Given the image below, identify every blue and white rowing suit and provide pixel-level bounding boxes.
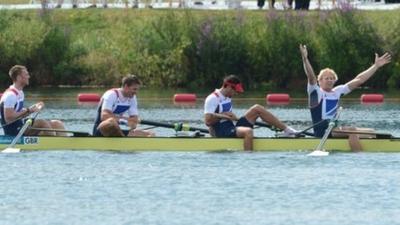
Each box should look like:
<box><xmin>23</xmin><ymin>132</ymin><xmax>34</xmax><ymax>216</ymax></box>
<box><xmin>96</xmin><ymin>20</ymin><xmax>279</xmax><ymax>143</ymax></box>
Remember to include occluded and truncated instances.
<box><xmin>204</xmin><ymin>89</ymin><xmax>252</xmax><ymax>137</ymax></box>
<box><xmin>93</xmin><ymin>88</ymin><xmax>138</xmax><ymax>136</ymax></box>
<box><xmin>0</xmin><ymin>85</ymin><xmax>25</xmax><ymax>136</ymax></box>
<box><xmin>307</xmin><ymin>83</ymin><xmax>351</xmax><ymax>137</ymax></box>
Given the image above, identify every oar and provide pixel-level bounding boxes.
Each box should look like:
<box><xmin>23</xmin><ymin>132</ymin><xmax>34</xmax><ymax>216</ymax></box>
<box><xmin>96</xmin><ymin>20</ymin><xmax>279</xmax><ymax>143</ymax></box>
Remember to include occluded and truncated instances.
<box><xmin>28</xmin><ymin>128</ymin><xmax>91</xmax><ymax>137</ymax></box>
<box><xmin>308</xmin><ymin>107</ymin><xmax>343</xmax><ymax>157</ymax></box>
<box><xmin>253</xmin><ymin>120</ymin><xmax>315</xmax><ymax>137</ymax></box>
<box><xmin>140</xmin><ymin>120</ymin><xmax>209</xmax><ymax>133</ymax></box>
<box><xmin>252</xmin><ymin>121</ymin><xmax>281</xmax><ymax>131</ymax></box>
<box><xmin>332</xmin><ymin>130</ymin><xmax>393</xmax><ymax>139</ymax></box>
<box><xmin>294</xmin><ymin>120</ymin><xmax>330</xmax><ymax>137</ymax></box>
<box><xmin>2</xmin><ymin>106</ymin><xmax>43</xmax><ymax>153</ymax></box>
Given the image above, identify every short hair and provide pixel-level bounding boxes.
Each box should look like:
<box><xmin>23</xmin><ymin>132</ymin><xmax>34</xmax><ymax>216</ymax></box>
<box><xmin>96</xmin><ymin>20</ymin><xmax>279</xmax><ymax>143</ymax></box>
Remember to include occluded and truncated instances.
<box><xmin>122</xmin><ymin>75</ymin><xmax>141</xmax><ymax>87</ymax></box>
<box><xmin>223</xmin><ymin>74</ymin><xmax>241</xmax><ymax>87</ymax></box>
<box><xmin>9</xmin><ymin>65</ymin><xmax>27</xmax><ymax>81</ymax></box>
<box><xmin>317</xmin><ymin>68</ymin><xmax>338</xmax><ymax>81</ymax></box>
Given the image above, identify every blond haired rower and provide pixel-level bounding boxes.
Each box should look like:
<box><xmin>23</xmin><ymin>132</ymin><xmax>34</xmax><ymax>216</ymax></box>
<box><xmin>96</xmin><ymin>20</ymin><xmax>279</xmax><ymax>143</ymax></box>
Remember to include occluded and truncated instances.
<box><xmin>300</xmin><ymin>44</ymin><xmax>391</xmax><ymax>151</ymax></box>
<box><xmin>0</xmin><ymin>65</ymin><xmax>66</xmax><ymax>136</ymax></box>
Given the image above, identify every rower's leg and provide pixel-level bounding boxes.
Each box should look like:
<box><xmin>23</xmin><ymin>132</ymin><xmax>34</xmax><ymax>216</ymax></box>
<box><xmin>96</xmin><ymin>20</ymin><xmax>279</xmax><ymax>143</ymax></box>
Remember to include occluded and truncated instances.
<box><xmin>348</xmin><ymin>134</ymin><xmax>362</xmax><ymax>152</ymax></box>
<box><xmin>332</xmin><ymin>127</ymin><xmax>363</xmax><ymax>152</ymax></box>
<box><xmin>244</xmin><ymin>104</ymin><xmax>287</xmax><ymax>130</ymax></box>
<box><xmin>236</xmin><ymin>127</ymin><xmax>253</xmax><ymax>151</ymax></box>
<box><xmin>50</xmin><ymin>120</ymin><xmax>67</xmax><ymax>137</ymax></box>
<box><xmin>98</xmin><ymin>118</ymin><xmax>125</xmax><ymax>137</ymax></box>
<box><xmin>27</xmin><ymin>119</ymin><xmax>55</xmax><ymax>136</ymax></box>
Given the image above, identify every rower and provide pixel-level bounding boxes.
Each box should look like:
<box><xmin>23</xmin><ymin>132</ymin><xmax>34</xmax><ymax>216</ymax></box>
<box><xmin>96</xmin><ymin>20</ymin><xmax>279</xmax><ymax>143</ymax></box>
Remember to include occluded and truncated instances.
<box><xmin>92</xmin><ymin>75</ymin><xmax>154</xmax><ymax>137</ymax></box>
<box><xmin>300</xmin><ymin>44</ymin><xmax>391</xmax><ymax>151</ymax></box>
<box><xmin>0</xmin><ymin>65</ymin><xmax>66</xmax><ymax>136</ymax></box>
<box><xmin>204</xmin><ymin>75</ymin><xmax>298</xmax><ymax>151</ymax></box>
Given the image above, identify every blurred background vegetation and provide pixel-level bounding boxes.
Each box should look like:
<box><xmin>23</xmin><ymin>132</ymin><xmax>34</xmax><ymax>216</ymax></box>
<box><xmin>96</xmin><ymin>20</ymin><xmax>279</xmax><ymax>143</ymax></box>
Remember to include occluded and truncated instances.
<box><xmin>0</xmin><ymin>8</ymin><xmax>399</xmax><ymax>90</ymax></box>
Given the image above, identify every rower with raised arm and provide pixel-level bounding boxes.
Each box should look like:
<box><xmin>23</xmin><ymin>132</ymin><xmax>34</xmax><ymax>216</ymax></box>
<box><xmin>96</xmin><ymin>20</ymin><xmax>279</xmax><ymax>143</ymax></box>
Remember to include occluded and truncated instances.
<box><xmin>204</xmin><ymin>75</ymin><xmax>298</xmax><ymax>151</ymax></box>
<box><xmin>299</xmin><ymin>44</ymin><xmax>391</xmax><ymax>151</ymax></box>
<box><xmin>0</xmin><ymin>65</ymin><xmax>66</xmax><ymax>136</ymax></box>
<box><xmin>92</xmin><ymin>75</ymin><xmax>154</xmax><ymax>137</ymax></box>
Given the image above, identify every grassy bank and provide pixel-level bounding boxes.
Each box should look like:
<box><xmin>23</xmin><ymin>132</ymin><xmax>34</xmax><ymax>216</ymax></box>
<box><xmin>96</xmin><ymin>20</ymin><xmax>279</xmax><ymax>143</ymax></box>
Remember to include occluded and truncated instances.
<box><xmin>0</xmin><ymin>8</ymin><xmax>399</xmax><ymax>90</ymax></box>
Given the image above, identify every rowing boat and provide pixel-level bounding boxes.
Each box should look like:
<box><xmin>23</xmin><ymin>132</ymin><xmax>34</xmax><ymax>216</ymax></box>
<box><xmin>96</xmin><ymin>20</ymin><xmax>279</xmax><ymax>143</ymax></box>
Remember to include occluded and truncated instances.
<box><xmin>0</xmin><ymin>135</ymin><xmax>399</xmax><ymax>152</ymax></box>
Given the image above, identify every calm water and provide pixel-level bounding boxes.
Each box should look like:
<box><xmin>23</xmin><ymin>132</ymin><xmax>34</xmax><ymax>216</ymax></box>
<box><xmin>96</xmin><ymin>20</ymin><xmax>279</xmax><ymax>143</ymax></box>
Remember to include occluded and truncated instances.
<box><xmin>0</xmin><ymin>90</ymin><xmax>399</xmax><ymax>224</ymax></box>
<box><xmin>1</xmin><ymin>152</ymin><xmax>400</xmax><ymax>225</ymax></box>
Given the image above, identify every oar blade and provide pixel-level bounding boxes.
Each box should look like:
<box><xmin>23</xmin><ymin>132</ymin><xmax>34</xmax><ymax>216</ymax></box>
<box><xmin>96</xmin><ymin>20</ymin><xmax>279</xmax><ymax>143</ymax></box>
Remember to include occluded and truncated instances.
<box><xmin>308</xmin><ymin>150</ymin><xmax>329</xmax><ymax>156</ymax></box>
<box><xmin>2</xmin><ymin>147</ymin><xmax>21</xmax><ymax>153</ymax></box>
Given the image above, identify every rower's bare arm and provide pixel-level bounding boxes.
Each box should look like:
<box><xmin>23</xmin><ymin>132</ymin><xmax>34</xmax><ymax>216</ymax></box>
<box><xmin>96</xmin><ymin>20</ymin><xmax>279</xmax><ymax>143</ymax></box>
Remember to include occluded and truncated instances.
<box><xmin>299</xmin><ymin>44</ymin><xmax>317</xmax><ymax>85</ymax></box>
<box><xmin>347</xmin><ymin>53</ymin><xmax>391</xmax><ymax>90</ymax></box>
<box><xmin>222</xmin><ymin>112</ymin><xmax>239</xmax><ymax>121</ymax></box>
<box><xmin>205</xmin><ymin>113</ymin><xmax>218</xmax><ymax>126</ymax></box>
<box><xmin>100</xmin><ymin>109</ymin><xmax>120</xmax><ymax>121</ymax></box>
<box><xmin>3</xmin><ymin>102</ymin><xmax>44</xmax><ymax>123</ymax></box>
<box><xmin>4</xmin><ymin>107</ymin><xmax>29</xmax><ymax>123</ymax></box>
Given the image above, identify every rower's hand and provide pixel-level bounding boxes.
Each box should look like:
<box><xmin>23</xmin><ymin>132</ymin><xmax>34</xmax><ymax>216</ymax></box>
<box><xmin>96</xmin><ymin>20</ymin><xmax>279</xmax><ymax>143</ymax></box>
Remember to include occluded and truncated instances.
<box><xmin>29</xmin><ymin>102</ymin><xmax>44</xmax><ymax>113</ymax></box>
<box><xmin>299</xmin><ymin>44</ymin><xmax>308</xmax><ymax>59</ymax></box>
<box><xmin>374</xmin><ymin>52</ymin><xmax>391</xmax><ymax>68</ymax></box>
<box><xmin>128</xmin><ymin>117</ymin><xmax>139</xmax><ymax>129</ymax></box>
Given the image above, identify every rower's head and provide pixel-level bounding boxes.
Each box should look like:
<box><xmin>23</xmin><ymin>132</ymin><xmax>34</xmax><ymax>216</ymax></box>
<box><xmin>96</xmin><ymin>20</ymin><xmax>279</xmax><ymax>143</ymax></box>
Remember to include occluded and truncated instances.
<box><xmin>317</xmin><ymin>68</ymin><xmax>338</xmax><ymax>91</ymax></box>
<box><xmin>121</xmin><ymin>75</ymin><xmax>141</xmax><ymax>98</ymax></box>
<box><xmin>221</xmin><ymin>75</ymin><xmax>244</xmax><ymax>97</ymax></box>
<box><xmin>9</xmin><ymin>65</ymin><xmax>30</xmax><ymax>88</ymax></box>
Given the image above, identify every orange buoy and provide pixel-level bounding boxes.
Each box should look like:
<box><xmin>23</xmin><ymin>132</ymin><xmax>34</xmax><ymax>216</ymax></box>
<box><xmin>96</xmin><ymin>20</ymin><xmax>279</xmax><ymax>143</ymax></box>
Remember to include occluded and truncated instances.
<box><xmin>361</xmin><ymin>94</ymin><xmax>384</xmax><ymax>103</ymax></box>
<box><xmin>266</xmin><ymin>93</ymin><xmax>290</xmax><ymax>104</ymax></box>
<box><xmin>77</xmin><ymin>93</ymin><xmax>101</xmax><ymax>102</ymax></box>
<box><xmin>173</xmin><ymin>93</ymin><xmax>196</xmax><ymax>102</ymax></box>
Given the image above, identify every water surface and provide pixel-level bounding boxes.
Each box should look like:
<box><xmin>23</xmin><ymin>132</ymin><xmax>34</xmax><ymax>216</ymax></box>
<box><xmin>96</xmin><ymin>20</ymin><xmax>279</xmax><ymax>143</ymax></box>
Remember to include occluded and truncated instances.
<box><xmin>0</xmin><ymin>89</ymin><xmax>399</xmax><ymax>225</ymax></box>
<box><xmin>1</xmin><ymin>152</ymin><xmax>400</xmax><ymax>225</ymax></box>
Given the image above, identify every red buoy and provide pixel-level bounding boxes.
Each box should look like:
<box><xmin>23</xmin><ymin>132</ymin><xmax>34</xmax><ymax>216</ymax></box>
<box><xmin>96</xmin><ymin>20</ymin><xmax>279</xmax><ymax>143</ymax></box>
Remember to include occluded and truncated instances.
<box><xmin>266</xmin><ymin>93</ymin><xmax>290</xmax><ymax>104</ymax></box>
<box><xmin>173</xmin><ymin>93</ymin><xmax>196</xmax><ymax>102</ymax></box>
<box><xmin>77</xmin><ymin>93</ymin><xmax>101</xmax><ymax>102</ymax></box>
<box><xmin>361</xmin><ymin>94</ymin><xmax>384</xmax><ymax>103</ymax></box>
